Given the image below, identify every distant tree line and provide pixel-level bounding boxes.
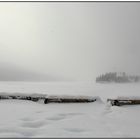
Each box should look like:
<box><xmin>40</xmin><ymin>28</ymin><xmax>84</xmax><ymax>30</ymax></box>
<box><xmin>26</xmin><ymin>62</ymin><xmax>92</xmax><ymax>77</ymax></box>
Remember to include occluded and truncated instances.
<box><xmin>96</xmin><ymin>72</ymin><xmax>140</xmax><ymax>83</ymax></box>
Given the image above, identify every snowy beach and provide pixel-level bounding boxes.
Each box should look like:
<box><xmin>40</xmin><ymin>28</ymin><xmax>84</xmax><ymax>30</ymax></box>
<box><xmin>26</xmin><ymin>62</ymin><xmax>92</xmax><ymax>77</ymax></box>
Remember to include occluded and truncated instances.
<box><xmin>0</xmin><ymin>81</ymin><xmax>139</xmax><ymax>138</ymax></box>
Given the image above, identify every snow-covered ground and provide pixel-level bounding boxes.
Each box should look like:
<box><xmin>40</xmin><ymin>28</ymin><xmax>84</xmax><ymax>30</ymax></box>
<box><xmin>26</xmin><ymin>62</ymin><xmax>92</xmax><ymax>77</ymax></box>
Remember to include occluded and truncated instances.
<box><xmin>0</xmin><ymin>81</ymin><xmax>140</xmax><ymax>138</ymax></box>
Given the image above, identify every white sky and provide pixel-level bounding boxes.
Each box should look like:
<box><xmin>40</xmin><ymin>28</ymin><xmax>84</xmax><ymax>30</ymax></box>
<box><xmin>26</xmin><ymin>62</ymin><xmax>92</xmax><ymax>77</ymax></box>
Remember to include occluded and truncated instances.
<box><xmin>0</xmin><ymin>2</ymin><xmax>140</xmax><ymax>81</ymax></box>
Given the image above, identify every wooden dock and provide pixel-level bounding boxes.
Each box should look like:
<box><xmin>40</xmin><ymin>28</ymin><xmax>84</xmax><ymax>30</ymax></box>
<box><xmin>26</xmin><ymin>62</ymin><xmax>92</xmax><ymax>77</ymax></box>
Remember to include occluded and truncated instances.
<box><xmin>107</xmin><ymin>98</ymin><xmax>140</xmax><ymax>106</ymax></box>
<box><xmin>0</xmin><ymin>93</ymin><xmax>96</xmax><ymax>104</ymax></box>
<box><xmin>44</xmin><ymin>95</ymin><xmax>96</xmax><ymax>104</ymax></box>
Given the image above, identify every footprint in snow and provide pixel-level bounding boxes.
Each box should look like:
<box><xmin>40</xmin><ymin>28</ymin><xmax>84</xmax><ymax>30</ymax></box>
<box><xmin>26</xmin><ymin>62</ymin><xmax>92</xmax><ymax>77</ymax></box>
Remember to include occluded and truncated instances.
<box><xmin>21</xmin><ymin>117</ymin><xmax>36</xmax><ymax>122</ymax></box>
<box><xmin>59</xmin><ymin>112</ymin><xmax>84</xmax><ymax>117</ymax></box>
<box><xmin>46</xmin><ymin>115</ymin><xmax>66</xmax><ymax>121</ymax></box>
<box><xmin>35</xmin><ymin>110</ymin><xmax>44</xmax><ymax>114</ymax></box>
<box><xmin>21</xmin><ymin>120</ymin><xmax>47</xmax><ymax>128</ymax></box>
<box><xmin>0</xmin><ymin>127</ymin><xmax>37</xmax><ymax>137</ymax></box>
<box><xmin>64</xmin><ymin>128</ymin><xmax>86</xmax><ymax>133</ymax></box>
<box><xmin>46</xmin><ymin>112</ymin><xmax>84</xmax><ymax>122</ymax></box>
<box><xmin>0</xmin><ymin>132</ymin><xmax>22</xmax><ymax>138</ymax></box>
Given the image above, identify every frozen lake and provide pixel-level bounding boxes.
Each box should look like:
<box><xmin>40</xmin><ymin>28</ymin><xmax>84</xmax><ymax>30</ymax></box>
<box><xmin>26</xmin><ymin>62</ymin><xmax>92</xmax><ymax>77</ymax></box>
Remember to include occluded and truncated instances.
<box><xmin>0</xmin><ymin>81</ymin><xmax>140</xmax><ymax>138</ymax></box>
<box><xmin>0</xmin><ymin>81</ymin><xmax>140</xmax><ymax>101</ymax></box>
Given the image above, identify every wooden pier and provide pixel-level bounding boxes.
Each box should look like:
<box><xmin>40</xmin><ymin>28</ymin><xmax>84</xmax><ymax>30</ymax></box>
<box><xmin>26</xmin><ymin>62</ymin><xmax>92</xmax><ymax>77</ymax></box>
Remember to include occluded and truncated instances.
<box><xmin>107</xmin><ymin>98</ymin><xmax>140</xmax><ymax>106</ymax></box>
<box><xmin>0</xmin><ymin>93</ymin><xmax>96</xmax><ymax>104</ymax></box>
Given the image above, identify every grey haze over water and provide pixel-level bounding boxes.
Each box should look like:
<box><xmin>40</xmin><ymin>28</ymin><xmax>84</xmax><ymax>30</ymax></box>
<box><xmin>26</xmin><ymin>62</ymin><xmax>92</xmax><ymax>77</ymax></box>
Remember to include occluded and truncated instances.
<box><xmin>0</xmin><ymin>2</ymin><xmax>140</xmax><ymax>81</ymax></box>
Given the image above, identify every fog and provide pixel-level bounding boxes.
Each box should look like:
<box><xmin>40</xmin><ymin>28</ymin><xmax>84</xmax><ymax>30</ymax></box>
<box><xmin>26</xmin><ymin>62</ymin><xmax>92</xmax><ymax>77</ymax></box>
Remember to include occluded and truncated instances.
<box><xmin>0</xmin><ymin>2</ymin><xmax>140</xmax><ymax>81</ymax></box>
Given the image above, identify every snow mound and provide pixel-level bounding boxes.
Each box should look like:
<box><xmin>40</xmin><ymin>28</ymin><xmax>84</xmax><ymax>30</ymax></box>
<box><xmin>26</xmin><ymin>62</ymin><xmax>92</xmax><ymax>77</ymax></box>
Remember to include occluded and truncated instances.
<box><xmin>117</xmin><ymin>96</ymin><xmax>140</xmax><ymax>100</ymax></box>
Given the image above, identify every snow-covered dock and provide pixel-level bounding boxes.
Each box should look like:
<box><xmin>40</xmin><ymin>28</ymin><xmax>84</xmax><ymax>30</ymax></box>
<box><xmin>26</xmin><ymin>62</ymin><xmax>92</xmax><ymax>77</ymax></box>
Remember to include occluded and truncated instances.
<box><xmin>45</xmin><ymin>95</ymin><xmax>96</xmax><ymax>103</ymax></box>
<box><xmin>107</xmin><ymin>96</ymin><xmax>140</xmax><ymax>106</ymax></box>
<box><xmin>0</xmin><ymin>93</ymin><xmax>96</xmax><ymax>104</ymax></box>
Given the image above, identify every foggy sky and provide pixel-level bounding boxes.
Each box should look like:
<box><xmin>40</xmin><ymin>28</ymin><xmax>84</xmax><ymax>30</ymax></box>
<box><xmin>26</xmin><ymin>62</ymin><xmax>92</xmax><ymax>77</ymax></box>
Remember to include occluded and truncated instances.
<box><xmin>0</xmin><ymin>2</ymin><xmax>140</xmax><ymax>81</ymax></box>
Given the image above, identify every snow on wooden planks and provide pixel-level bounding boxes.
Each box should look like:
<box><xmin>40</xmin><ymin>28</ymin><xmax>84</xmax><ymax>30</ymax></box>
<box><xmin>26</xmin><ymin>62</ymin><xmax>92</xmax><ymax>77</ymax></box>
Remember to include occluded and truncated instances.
<box><xmin>107</xmin><ymin>97</ymin><xmax>140</xmax><ymax>106</ymax></box>
<box><xmin>44</xmin><ymin>95</ymin><xmax>97</xmax><ymax>104</ymax></box>
<box><xmin>0</xmin><ymin>93</ymin><xmax>97</xmax><ymax>104</ymax></box>
<box><xmin>0</xmin><ymin>92</ymin><xmax>47</xmax><ymax>102</ymax></box>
